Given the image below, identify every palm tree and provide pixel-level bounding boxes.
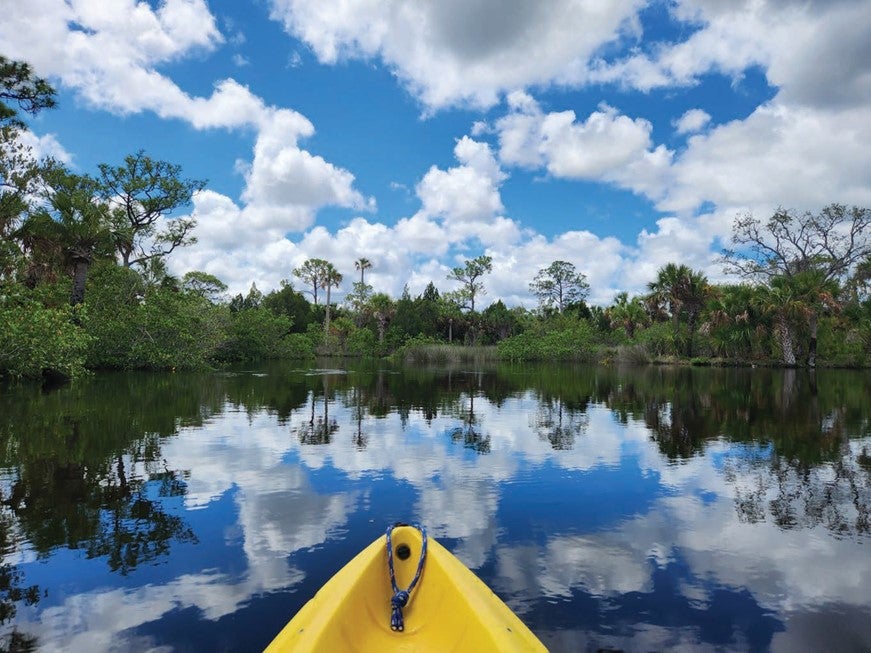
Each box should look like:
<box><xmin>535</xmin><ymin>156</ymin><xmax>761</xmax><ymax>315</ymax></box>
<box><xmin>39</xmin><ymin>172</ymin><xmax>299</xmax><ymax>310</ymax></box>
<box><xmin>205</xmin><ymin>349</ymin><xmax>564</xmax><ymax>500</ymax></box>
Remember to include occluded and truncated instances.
<box><xmin>647</xmin><ymin>263</ymin><xmax>711</xmax><ymax>356</ymax></box>
<box><xmin>647</xmin><ymin>263</ymin><xmax>688</xmax><ymax>338</ymax></box>
<box><xmin>782</xmin><ymin>270</ymin><xmax>840</xmax><ymax>367</ymax></box>
<box><xmin>15</xmin><ymin>171</ymin><xmax>113</xmax><ymax>304</ymax></box>
<box><xmin>607</xmin><ymin>292</ymin><xmax>649</xmax><ymax>338</ymax></box>
<box><xmin>681</xmin><ymin>268</ymin><xmax>711</xmax><ymax>357</ymax></box>
<box><xmin>706</xmin><ymin>284</ymin><xmax>760</xmax><ymax>360</ymax></box>
<box><xmin>321</xmin><ymin>263</ymin><xmax>342</xmax><ymax>334</ymax></box>
<box><xmin>355</xmin><ymin>257</ymin><xmax>372</xmax><ymax>286</ymax></box>
<box><xmin>752</xmin><ymin>277</ymin><xmax>812</xmax><ymax>366</ymax></box>
<box><xmin>368</xmin><ymin>292</ymin><xmax>395</xmax><ymax>344</ymax></box>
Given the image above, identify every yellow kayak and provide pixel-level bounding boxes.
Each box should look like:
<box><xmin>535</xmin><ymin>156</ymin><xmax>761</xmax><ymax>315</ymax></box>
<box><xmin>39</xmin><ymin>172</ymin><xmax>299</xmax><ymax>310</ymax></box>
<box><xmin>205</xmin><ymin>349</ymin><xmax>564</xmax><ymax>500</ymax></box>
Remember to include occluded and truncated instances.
<box><xmin>264</xmin><ymin>524</ymin><xmax>547</xmax><ymax>652</ymax></box>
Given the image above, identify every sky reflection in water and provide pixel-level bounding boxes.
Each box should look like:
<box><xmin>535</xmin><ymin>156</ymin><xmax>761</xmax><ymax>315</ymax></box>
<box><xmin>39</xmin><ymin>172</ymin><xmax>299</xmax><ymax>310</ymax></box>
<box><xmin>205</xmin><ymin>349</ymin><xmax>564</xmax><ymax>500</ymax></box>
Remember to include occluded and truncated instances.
<box><xmin>1</xmin><ymin>364</ymin><xmax>870</xmax><ymax>652</ymax></box>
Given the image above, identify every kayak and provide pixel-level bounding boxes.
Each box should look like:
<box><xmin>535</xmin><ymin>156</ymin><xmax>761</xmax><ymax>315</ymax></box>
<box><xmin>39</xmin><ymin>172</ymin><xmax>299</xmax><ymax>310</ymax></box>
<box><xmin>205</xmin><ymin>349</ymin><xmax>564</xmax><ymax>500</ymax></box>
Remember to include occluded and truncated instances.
<box><xmin>264</xmin><ymin>524</ymin><xmax>547</xmax><ymax>652</ymax></box>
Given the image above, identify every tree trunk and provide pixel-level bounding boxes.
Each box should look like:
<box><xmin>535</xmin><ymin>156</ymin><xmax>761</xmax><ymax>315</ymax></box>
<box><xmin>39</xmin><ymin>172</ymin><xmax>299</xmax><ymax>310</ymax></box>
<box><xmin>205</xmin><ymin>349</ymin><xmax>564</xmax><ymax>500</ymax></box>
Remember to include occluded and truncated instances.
<box><xmin>70</xmin><ymin>259</ymin><xmax>89</xmax><ymax>305</ymax></box>
<box><xmin>686</xmin><ymin>312</ymin><xmax>697</xmax><ymax>358</ymax></box>
<box><xmin>776</xmin><ymin>317</ymin><xmax>796</xmax><ymax>366</ymax></box>
<box><xmin>807</xmin><ymin>311</ymin><xmax>818</xmax><ymax>368</ymax></box>
<box><xmin>324</xmin><ymin>285</ymin><xmax>331</xmax><ymax>334</ymax></box>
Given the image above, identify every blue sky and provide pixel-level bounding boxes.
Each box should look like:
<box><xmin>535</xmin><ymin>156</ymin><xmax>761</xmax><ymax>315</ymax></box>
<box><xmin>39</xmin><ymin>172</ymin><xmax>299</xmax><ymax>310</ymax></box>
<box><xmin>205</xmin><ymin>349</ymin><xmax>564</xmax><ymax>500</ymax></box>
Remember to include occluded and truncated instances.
<box><xmin>2</xmin><ymin>0</ymin><xmax>870</xmax><ymax>305</ymax></box>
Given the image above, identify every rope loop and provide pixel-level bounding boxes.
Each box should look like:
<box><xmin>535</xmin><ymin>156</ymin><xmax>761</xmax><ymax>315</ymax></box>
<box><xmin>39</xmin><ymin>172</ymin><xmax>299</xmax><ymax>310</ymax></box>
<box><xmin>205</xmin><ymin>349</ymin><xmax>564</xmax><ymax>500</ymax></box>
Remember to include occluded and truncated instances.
<box><xmin>386</xmin><ymin>523</ymin><xmax>427</xmax><ymax>632</ymax></box>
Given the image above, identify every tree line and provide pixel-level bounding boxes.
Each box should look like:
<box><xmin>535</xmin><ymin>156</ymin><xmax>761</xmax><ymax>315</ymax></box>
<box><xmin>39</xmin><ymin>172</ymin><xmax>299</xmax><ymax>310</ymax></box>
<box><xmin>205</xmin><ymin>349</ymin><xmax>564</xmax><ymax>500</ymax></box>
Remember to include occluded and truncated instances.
<box><xmin>1</xmin><ymin>55</ymin><xmax>870</xmax><ymax>379</ymax></box>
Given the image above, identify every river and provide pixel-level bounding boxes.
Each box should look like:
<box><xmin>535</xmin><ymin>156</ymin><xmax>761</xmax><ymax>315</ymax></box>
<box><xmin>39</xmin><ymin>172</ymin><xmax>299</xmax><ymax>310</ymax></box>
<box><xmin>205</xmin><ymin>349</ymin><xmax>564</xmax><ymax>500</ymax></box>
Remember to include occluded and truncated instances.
<box><xmin>1</xmin><ymin>362</ymin><xmax>869</xmax><ymax>651</ymax></box>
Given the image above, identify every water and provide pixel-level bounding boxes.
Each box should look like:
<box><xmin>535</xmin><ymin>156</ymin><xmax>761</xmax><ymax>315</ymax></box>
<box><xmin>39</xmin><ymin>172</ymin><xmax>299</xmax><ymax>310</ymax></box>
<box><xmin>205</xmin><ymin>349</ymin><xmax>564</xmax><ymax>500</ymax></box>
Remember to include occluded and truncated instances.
<box><xmin>1</xmin><ymin>362</ymin><xmax>869</xmax><ymax>652</ymax></box>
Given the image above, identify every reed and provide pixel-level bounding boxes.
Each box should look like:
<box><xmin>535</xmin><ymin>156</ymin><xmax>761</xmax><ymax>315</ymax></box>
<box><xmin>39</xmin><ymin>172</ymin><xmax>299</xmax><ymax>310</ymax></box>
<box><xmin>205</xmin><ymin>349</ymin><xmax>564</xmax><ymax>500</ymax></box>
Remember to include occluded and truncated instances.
<box><xmin>396</xmin><ymin>343</ymin><xmax>501</xmax><ymax>365</ymax></box>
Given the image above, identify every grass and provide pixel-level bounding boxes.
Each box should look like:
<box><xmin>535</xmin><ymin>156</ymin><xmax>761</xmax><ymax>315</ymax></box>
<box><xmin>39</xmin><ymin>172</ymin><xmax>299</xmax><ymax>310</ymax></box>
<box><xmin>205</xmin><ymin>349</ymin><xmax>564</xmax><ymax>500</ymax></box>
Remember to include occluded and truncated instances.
<box><xmin>395</xmin><ymin>343</ymin><xmax>501</xmax><ymax>365</ymax></box>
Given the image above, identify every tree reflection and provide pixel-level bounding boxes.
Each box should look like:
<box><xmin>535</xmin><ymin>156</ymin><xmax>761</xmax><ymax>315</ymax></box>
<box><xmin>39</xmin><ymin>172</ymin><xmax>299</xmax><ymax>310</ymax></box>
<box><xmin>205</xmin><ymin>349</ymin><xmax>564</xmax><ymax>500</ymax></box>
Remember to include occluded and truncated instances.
<box><xmin>0</xmin><ymin>374</ymin><xmax>209</xmax><ymax>580</ymax></box>
<box><xmin>295</xmin><ymin>374</ymin><xmax>339</xmax><ymax>445</ymax></box>
<box><xmin>4</xmin><ymin>432</ymin><xmax>197</xmax><ymax>574</ymax></box>
<box><xmin>532</xmin><ymin>394</ymin><xmax>589</xmax><ymax>450</ymax></box>
<box><xmin>448</xmin><ymin>390</ymin><xmax>491</xmax><ymax>455</ymax></box>
<box><xmin>729</xmin><ymin>445</ymin><xmax>871</xmax><ymax>537</ymax></box>
<box><xmin>351</xmin><ymin>386</ymin><xmax>367</xmax><ymax>450</ymax></box>
<box><xmin>0</xmin><ymin>501</ymin><xmax>39</xmax><ymax>653</ymax></box>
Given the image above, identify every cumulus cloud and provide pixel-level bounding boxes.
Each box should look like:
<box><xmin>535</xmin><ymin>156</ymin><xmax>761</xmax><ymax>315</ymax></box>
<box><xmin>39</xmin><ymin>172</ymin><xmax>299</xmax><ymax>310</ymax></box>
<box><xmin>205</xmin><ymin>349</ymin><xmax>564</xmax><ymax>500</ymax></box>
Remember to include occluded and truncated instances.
<box><xmin>495</xmin><ymin>93</ymin><xmax>672</xmax><ymax>194</ymax></box>
<box><xmin>14</xmin><ymin>129</ymin><xmax>73</xmax><ymax>165</ymax></box>
<box><xmin>660</xmin><ymin>103</ymin><xmax>871</xmax><ymax>213</ymax></box>
<box><xmin>590</xmin><ymin>0</ymin><xmax>871</xmax><ymax>110</ymax></box>
<box><xmin>0</xmin><ymin>0</ymin><xmax>372</xmax><ymax>240</ymax></box>
<box><xmin>0</xmin><ymin>0</ymin><xmax>222</xmax><ymax>115</ymax></box>
<box><xmin>674</xmin><ymin>108</ymin><xmax>711</xmax><ymax>134</ymax></box>
<box><xmin>267</xmin><ymin>0</ymin><xmax>643</xmax><ymax>110</ymax></box>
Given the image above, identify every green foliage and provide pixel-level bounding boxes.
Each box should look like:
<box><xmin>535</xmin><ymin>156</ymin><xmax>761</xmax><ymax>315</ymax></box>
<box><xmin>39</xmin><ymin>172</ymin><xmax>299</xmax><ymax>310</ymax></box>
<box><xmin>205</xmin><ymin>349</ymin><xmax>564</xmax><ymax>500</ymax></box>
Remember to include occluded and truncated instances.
<box><xmin>480</xmin><ymin>300</ymin><xmax>520</xmax><ymax>342</ymax></box>
<box><xmin>282</xmin><ymin>333</ymin><xmax>317</xmax><ymax>359</ymax></box>
<box><xmin>0</xmin><ymin>298</ymin><xmax>90</xmax><ymax>379</ymax></box>
<box><xmin>217</xmin><ymin>307</ymin><xmax>294</xmax><ymax>362</ymax></box>
<box><xmin>529</xmin><ymin>260</ymin><xmax>590</xmax><ymax>314</ymax></box>
<box><xmin>446</xmin><ymin>254</ymin><xmax>493</xmax><ymax>313</ymax></box>
<box><xmin>95</xmin><ymin>150</ymin><xmax>205</xmax><ymax>268</ymax></box>
<box><xmin>817</xmin><ymin>316</ymin><xmax>867</xmax><ymax>367</ymax></box>
<box><xmin>181</xmin><ymin>271</ymin><xmax>227</xmax><ymax>302</ymax></box>
<box><xmin>635</xmin><ymin>321</ymin><xmax>678</xmax><ymax>358</ymax></box>
<box><xmin>343</xmin><ymin>322</ymin><xmax>377</xmax><ymax>357</ymax></box>
<box><xmin>497</xmin><ymin>318</ymin><xmax>595</xmax><ymax>361</ymax></box>
<box><xmin>262</xmin><ymin>281</ymin><xmax>314</xmax><ymax>333</ymax></box>
<box><xmin>82</xmin><ymin>264</ymin><xmax>224</xmax><ymax>370</ymax></box>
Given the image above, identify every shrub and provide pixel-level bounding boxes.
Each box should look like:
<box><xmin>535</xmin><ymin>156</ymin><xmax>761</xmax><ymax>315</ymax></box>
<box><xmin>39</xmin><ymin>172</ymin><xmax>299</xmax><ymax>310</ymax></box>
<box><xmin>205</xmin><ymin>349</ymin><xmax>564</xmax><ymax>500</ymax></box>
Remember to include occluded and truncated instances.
<box><xmin>217</xmin><ymin>307</ymin><xmax>293</xmax><ymax>362</ymax></box>
<box><xmin>0</xmin><ymin>301</ymin><xmax>91</xmax><ymax>379</ymax></box>
<box><xmin>279</xmin><ymin>333</ymin><xmax>316</xmax><ymax>359</ymax></box>
<box><xmin>635</xmin><ymin>321</ymin><xmax>678</xmax><ymax>358</ymax></box>
<box><xmin>497</xmin><ymin>319</ymin><xmax>595</xmax><ymax>361</ymax></box>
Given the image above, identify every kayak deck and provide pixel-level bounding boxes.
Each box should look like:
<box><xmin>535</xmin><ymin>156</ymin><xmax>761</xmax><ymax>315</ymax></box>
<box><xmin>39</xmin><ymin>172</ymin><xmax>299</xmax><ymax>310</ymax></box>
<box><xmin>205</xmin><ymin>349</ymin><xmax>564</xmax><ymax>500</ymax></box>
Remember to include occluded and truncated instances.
<box><xmin>265</xmin><ymin>525</ymin><xmax>546</xmax><ymax>652</ymax></box>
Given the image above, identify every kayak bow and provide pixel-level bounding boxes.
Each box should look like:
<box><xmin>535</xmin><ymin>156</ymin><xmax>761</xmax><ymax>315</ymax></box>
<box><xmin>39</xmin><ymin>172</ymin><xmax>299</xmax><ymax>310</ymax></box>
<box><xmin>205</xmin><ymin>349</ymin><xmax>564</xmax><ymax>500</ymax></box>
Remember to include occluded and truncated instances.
<box><xmin>265</xmin><ymin>524</ymin><xmax>546</xmax><ymax>652</ymax></box>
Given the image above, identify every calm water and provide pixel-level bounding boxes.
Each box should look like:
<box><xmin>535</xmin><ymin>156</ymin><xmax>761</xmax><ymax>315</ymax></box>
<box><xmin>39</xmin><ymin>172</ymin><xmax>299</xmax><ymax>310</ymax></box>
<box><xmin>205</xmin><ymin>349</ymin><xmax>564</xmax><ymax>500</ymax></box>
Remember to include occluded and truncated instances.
<box><xmin>1</xmin><ymin>362</ymin><xmax>870</xmax><ymax>652</ymax></box>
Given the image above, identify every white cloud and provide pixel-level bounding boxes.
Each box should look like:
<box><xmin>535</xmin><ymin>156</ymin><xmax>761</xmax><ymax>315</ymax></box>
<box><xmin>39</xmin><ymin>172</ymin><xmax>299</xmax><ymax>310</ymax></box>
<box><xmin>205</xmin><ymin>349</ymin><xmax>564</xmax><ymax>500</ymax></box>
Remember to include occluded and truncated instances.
<box><xmin>14</xmin><ymin>129</ymin><xmax>73</xmax><ymax>165</ymax></box>
<box><xmin>495</xmin><ymin>94</ymin><xmax>672</xmax><ymax>195</ymax></box>
<box><xmin>267</xmin><ymin>0</ymin><xmax>643</xmax><ymax>110</ymax></box>
<box><xmin>590</xmin><ymin>0</ymin><xmax>871</xmax><ymax>111</ymax></box>
<box><xmin>0</xmin><ymin>0</ymin><xmax>373</xmax><ymax>241</ymax></box>
<box><xmin>674</xmin><ymin>108</ymin><xmax>711</xmax><ymax>134</ymax></box>
<box><xmin>660</xmin><ymin>103</ymin><xmax>871</xmax><ymax>213</ymax></box>
<box><xmin>0</xmin><ymin>0</ymin><xmax>222</xmax><ymax>116</ymax></box>
<box><xmin>239</xmin><ymin>109</ymin><xmax>374</xmax><ymax>232</ymax></box>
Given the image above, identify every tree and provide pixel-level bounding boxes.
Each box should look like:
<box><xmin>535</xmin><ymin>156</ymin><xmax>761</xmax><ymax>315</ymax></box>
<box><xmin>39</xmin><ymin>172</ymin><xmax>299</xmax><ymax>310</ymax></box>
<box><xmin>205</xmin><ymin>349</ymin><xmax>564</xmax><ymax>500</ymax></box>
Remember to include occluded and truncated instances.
<box><xmin>446</xmin><ymin>255</ymin><xmax>492</xmax><ymax>313</ymax></box>
<box><xmin>181</xmin><ymin>271</ymin><xmax>227</xmax><ymax>303</ymax></box>
<box><xmin>354</xmin><ymin>257</ymin><xmax>372</xmax><ymax>285</ymax></box>
<box><xmin>722</xmin><ymin>204</ymin><xmax>870</xmax><ymax>366</ymax></box>
<box><xmin>293</xmin><ymin>258</ymin><xmax>329</xmax><ymax>305</ymax></box>
<box><xmin>753</xmin><ymin>277</ymin><xmax>807</xmax><ymax>366</ymax></box>
<box><xmin>15</xmin><ymin>171</ymin><xmax>113</xmax><ymax>304</ymax></box>
<box><xmin>529</xmin><ymin>260</ymin><xmax>589</xmax><ymax>314</ymax></box>
<box><xmin>95</xmin><ymin>151</ymin><xmax>205</xmax><ymax>268</ymax></box>
<box><xmin>368</xmin><ymin>292</ymin><xmax>395</xmax><ymax>344</ymax></box>
<box><xmin>263</xmin><ymin>280</ymin><xmax>314</xmax><ymax>333</ymax></box>
<box><xmin>607</xmin><ymin>292</ymin><xmax>649</xmax><ymax>338</ymax></box>
<box><xmin>1</xmin><ymin>56</ymin><xmax>58</xmax><ymax>278</ymax></box>
<box><xmin>705</xmin><ymin>284</ymin><xmax>762</xmax><ymax>360</ymax></box>
<box><xmin>481</xmin><ymin>300</ymin><xmax>519</xmax><ymax>341</ymax></box>
<box><xmin>646</xmin><ymin>263</ymin><xmax>711</xmax><ymax>357</ymax></box>
<box><xmin>321</xmin><ymin>262</ymin><xmax>342</xmax><ymax>334</ymax></box>
<box><xmin>0</xmin><ymin>56</ymin><xmax>57</xmax><ymax>127</ymax></box>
